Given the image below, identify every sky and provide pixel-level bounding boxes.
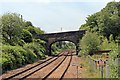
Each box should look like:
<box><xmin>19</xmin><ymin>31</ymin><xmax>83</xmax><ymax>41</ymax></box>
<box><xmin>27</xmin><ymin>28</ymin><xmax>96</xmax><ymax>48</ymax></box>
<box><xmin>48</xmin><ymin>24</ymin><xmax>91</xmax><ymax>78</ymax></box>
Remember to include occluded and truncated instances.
<box><xmin>0</xmin><ymin>0</ymin><xmax>120</xmax><ymax>33</ymax></box>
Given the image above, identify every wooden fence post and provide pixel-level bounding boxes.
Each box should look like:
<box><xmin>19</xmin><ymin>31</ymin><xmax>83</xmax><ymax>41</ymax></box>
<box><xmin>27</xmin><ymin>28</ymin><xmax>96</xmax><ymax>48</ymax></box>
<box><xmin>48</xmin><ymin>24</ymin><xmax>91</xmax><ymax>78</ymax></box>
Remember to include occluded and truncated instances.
<box><xmin>106</xmin><ymin>64</ymin><xmax>109</xmax><ymax>78</ymax></box>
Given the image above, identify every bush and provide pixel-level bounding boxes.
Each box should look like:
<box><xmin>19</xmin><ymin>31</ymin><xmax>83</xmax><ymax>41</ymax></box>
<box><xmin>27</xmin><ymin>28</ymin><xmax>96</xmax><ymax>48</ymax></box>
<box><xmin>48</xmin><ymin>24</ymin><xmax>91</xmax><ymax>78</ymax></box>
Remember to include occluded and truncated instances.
<box><xmin>109</xmin><ymin>46</ymin><xmax>119</xmax><ymax>78</ymax></box>
<box><xmin>1</xmin><ymin>45</ymin><xmax>27</xmax><ymax>72</ymax></box>
<box><xmin>21</xmin><ymin>29</ymin><xmax>32</xmax><ymax>43</ymax></box>
<box><xmin>1</xmin><ymin>43</ymin><xmax>46</xmax><ymax>73</ymax></box>
<box><xmin>18</xmin><ymin>39</ymin><xmax>25</xmax><ymax>46</ymax></box>
<box><xmin>51</xmin><ymin>43</ymin><xmax>62</xmax><ymax>54</ymax></box>
<box><xmin>100</xmin><ymin>38</ymin><xmax>110</xmax><ymax>50</ymax></box>
<box><xmin>23</xmin><ymin>42</ymin><xmax>46</xmax><ymax>59</ymax></box>
<box><xmin>27</xmin><ymin>26</ymin><xmax>44</xmax><ymax>38</ymax></box>
<box><xmin>23</xmin><ymin>47</ymin><xmax>37</xmax><ymax>63</ymax></box>
<box><xmin>100</xmin><ymin>37</ymin><xmax>118</xmax><ymax>50</ymax></box>
<box><xmin>80</xmin><ymin>32</ymin><xmax>101</xmax><ymax>55</ymax></box>
<box><xmin>0</xmin><ymin>53</ymin><xmax>13</xmax><ymax>73</ymax></box>
<box><xmin>1</xmin><ymin>13</ymin><xmax>46</xmax><ymax>73</ymax></box>
<box><xmin>33</xmin><ymin>39</ymin><xmax>46</xmax><ymax>48</ymax></box>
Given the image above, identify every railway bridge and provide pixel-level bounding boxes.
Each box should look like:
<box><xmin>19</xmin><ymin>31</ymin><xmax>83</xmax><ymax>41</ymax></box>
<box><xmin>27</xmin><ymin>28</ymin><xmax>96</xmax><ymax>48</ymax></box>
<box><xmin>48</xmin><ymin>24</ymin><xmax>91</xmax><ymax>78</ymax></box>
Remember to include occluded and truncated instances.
<box><xmin>35</xmin><ymin>30</ymin><xmax>86</xmax><ymax>56</ymax></box>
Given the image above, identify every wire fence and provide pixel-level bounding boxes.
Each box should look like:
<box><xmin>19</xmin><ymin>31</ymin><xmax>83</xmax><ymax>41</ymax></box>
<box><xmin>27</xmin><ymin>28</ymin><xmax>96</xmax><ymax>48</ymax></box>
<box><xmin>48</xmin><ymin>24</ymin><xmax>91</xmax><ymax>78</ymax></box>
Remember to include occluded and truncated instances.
<box><xmin>88</xmin><ymin>55</ymin><xmax>120</xmax><ymax>78</ymax></box>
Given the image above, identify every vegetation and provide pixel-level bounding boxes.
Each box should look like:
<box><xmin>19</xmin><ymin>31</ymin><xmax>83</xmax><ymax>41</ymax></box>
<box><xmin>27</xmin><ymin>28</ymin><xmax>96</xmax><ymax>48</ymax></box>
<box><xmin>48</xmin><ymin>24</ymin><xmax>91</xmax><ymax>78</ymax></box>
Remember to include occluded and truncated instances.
<box><xmin>51</xmin><ymin>41</ymin><xmax>75</xmax><ymax>54</ymax></box>
<box><xmin>0</xmin><ymin>1</ymin><xmax>119</xmax><ymax>78</ymax></box>
<box><xmin>80</xmin><ymin>32</ymin><xmax>101</xmax><ymax>56</ymax></box>
<box><xmin>51</xmin><ymin>42</ymin><xmax>62</xmax><ymax>54</ymax></box>
<box><xmin>0</xmin><ymin>13</ymin><xmax>46</xmax><ymax>73</ymax></box>
<box><xmin>78</xmin><ymin>56</ymin><xmax>100</xmax><ymax>78</ymax></box>
<box><xmin>0</xmin><ymin>13</ymin><xmax>76</xmax><ymax>73</ymax></box>
<box><xmin>79</xmin><ymin>1</ymin><xmax>120</xmax><ymax>78</ymax></box>
<box><xmin>80</xmin><ymin>2</ymin><xmax>120</xmax><ymax>41</ymax></box>
<box><xmin>1</xmin><ymin>13</ymin><xmax>24</xmax><ymax>45</ymax></box>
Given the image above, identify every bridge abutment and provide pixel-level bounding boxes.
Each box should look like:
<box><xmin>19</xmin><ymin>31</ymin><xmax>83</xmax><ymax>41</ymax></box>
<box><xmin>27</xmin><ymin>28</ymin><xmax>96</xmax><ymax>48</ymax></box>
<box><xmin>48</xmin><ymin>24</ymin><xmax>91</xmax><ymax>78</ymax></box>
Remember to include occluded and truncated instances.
<box><xmin>36</xmin><ymin>30</ymin><xmax>86</xmax><ymax>56</ymax></box>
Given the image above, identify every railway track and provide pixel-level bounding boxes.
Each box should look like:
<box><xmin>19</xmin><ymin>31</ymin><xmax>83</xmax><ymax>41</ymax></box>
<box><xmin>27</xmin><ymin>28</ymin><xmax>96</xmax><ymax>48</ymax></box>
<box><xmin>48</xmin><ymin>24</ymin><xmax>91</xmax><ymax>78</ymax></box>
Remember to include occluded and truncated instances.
<box><xmin>1</xmin><ymin>51</ymin><xmax>74</xmax><ymax>80</ymax></box>
<box><xmin>63</xmin><ymin>55</ymin><xmax>78</xmax><ymax>78</ymax></box>
<box><xmin>1</xmin><ymin>51</ymin><xmax>66</xmax><ymax>80</ymax></box>
<box><xmin>42</xmin><ymin>53</ymin><xmax>72</xmax><ymax>79</ymax></box>
<box><xmin>2</xmin><ymin>57</ymin><xmax>54</xmax><ymax>80</ymax></box>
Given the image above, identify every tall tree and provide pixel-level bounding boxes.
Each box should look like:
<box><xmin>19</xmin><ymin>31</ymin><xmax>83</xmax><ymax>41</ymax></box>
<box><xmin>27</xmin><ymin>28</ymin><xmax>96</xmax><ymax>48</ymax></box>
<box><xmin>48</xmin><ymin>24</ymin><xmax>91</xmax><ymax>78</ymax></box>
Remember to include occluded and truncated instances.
<box><xmin>80</xmin><ymin>2</ymin><xmax>120</xmax><ymax>40</ymax></box>
<box><xmin>1</xmin><ymin>13</ymin><xmax>25</xmax><ymax>45</ymax></box>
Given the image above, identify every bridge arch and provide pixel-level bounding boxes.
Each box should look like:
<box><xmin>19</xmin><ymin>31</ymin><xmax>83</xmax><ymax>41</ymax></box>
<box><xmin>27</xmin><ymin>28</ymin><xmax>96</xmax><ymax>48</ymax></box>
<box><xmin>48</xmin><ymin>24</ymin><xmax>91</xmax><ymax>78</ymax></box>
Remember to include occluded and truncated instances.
<box><xmin>35</xmin><ymin>30</ymin><xmax>86</xmax><ymax>56</ymax></box>
<box><xmin>49</xmin><ymin>40</ymin><xmax>77</xmax><ymax>55</ymax></box>
<box><xmin>50</xmin><ymin>39</ymin><xmax>77</xmax><ymax>46</ymax></box>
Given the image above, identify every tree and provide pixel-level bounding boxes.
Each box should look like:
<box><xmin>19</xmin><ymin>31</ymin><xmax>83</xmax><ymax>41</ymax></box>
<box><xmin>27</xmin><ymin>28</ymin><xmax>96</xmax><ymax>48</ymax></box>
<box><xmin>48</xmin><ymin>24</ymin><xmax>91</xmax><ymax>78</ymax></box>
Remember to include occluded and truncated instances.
<box><xmin>27</xmin><ymin>26</ymin><xmax>44</xmax><ymax>38</ymax></box>
<box><xmin>80</xmin><ymin>32</ymin><xmax>101</xmax><ymax>55</ymax></box>
<box><xmin>1</xmin><ymin>13</ymin><xmax>25</xmax><ymax>45</ymax></box>
<box><xmin>25</xmin><ymin>21</ymin><xmax>33</xmax><ymax>27</ymax></box>
<box><xmin>80</xmin><ymin>2</ymin><xmax>120</xmax><ymax>41</ymax></box>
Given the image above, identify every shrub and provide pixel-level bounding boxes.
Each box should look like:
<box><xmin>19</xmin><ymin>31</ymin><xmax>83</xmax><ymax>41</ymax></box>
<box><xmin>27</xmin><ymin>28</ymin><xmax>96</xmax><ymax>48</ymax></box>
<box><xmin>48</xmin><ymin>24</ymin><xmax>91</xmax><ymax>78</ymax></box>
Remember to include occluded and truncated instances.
<box><xmin>100</xmin><ymin>38</ymin><xmax>109</xmax><ymax>50</ymax></box>
<box><xmin>0</xmin><ymin>45</ymin><xmax>24</xmax><ymax>72</ymax></box>
<box><xmin>109</xmin><ymin>46</ymin><xmax>119</xmax><ymax>78</ymax></box>
<box><xmin>18</xmin><ymin>39</ymin><xmax>25</xmax><ymax>46</ymax></box>
<box><xmin>23</xmin><ymin>47</ymin><xmax>37</xmax><ymax>63</ymax></box>
<box><xmin>23</xmin><ymin>42</ymin><xmax>46</xmax><ymax>59</ymax></box>
<box><xmin>100</xmin><ymin>37</ymin><xmax>118</xmax><ymax>50</ymax></box>
<box><xmin>27</xmin><ymin>26</ymin><xmax>44</xmax><ymax>38</ymax></box>
<box><xmin>33</xmin><ymin>39</ymin><xmax>46</xmax><ymax>48</ymax></box>
<box><xmin>51</xmin><ymin>43</ymin><xmax>62</xmax><ymax>54</ymax></box>
<box><xmin>0</xmin><ymin>53</ymin><xmax>13</xmax><ymax>73</ymax></box>
<box><xmin>21</xmin><ymin>29</ymin><xmax>32</xmax><ymax>43</ymax></box>
<box><xmin>80</xmin><ymin>32</ymin><xmax>101</xmax><ymax>55</ymax></box>
<box><xmin>0</xmin><ymin>45</ymin><xmax>41</xmax><ymax>72</ymax></box>
<box><xmin>1</xmin><ymin>45</ymin><xmax>27</xmax><ymax>72</ymax></box>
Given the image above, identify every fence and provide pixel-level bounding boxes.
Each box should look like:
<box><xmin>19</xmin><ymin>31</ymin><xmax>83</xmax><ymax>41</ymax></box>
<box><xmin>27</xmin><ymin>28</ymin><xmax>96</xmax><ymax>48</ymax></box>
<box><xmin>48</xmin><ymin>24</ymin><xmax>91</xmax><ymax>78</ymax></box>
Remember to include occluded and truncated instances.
<box><xmin>88</xmin><ymin>55</ymin><xmax>120</xmax><ymax>78</ymax></box>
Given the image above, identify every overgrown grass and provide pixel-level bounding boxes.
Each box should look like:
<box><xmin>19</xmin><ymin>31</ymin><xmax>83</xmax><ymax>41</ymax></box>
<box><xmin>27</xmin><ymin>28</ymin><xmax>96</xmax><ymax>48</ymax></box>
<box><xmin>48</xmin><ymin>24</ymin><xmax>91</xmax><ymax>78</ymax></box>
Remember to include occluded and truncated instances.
<box><xmin>78</xmin><ymin>56</ymin><xmax>100</xmax><ymax>78</ymax></box>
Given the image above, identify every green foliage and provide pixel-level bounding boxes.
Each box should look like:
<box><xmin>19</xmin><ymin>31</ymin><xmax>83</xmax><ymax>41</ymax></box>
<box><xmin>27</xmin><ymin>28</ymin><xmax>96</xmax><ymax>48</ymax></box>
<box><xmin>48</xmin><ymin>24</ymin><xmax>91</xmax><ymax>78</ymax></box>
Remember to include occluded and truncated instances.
<box><xmin>80</xmin><ymin>2</ymin><xmax>120</xmax><ymax>40</ymax></box>
<box><xmin>109</xmin><ymin>45</ymin><xmax>119</xmax><ymax>78</ymax></box>
<box><xmin>79</xmin><ymin>1</ymin><xmax>120</xmax><ymax>78</ymax></box>
<box><xmin>1</xmin><ymin>43</ymin><xmax>46</xmax><ymax>73</ymax></box>
<box><xmin>1</xmin><ymin>45</ymin><xmax>27</xmax><ymax>72</ymax></box>
<box><xmin>18</xmin><ymin>39</ymin><xmax>25</xmax><ymax>46</ymax></box>
<box><xmin>100</xmin><ymin>37</ymin><xmax>117</xmax><ymax>50</ymax></box>
<box><xmin>1</xmin><ymin>12</ymin><xmax>44</xmax><ymax>46</ymax></box>
<box><xmin>62</xmin><ymin>41</ymin><xmax>75</xmax><ymax>50</ymax></box>
<box><xmin>100</xmin><ymin>38</ymin><xmax>109</xmax><ymax>50</ymax></box>
<box><xmin>23</xmin><ymin>42</ymin><xmax>46</xmax><ymax>59</ymax></box>
<box><xmin>27</xmin><ymin>26</ymin><xmax>44</xmax><ymax>38</ymax></box>
<box><xmin>25</xmin><ymin>21</ymin><xmax>33</xmax><ymax>27</ymax></box>
<box><xmin>51</xmin><ymin>42</ymin><xmax>62</xmax><ymax>54</ymax></box>
<box><xmin>21</xmin><ymin>29</ymin><xmax>33</xmax><ymax>43</ymax></box>
<box><xmin>94</xmin><ymin>36</ymin><xmax>118</xmax><ymax>78</ymax></box>
<box><xmin>51</xmin><ymin>41</ymin><xmax>75</xmax><ymax>54</ymax></box>
<box><xmin>23</xmin><ymin>44</ymin><xmax>38</xmax><ymax>63</ymax></box>
<box><xmin>33</xmin><ymin>39</ymin><xmax>46</xmax><ymax>48</ymax></box>
<box><xmin>1</xmin><ymin>13</ymin><xmax>25</xmax><ymax>45</ymax></box>
<box><xmin>1</xmin><ymin>12</ymin><xmax>46</xmax><ymax>73</ymax></box>
<box><xmin>0</xmin><ymin>53</ymin><xmax>12</xmax><ymax>72</ymax></box>
<box><xmin>80</xmin><ymin>32</ymin><xmax>101</xmax><ymax>55</ymax></box>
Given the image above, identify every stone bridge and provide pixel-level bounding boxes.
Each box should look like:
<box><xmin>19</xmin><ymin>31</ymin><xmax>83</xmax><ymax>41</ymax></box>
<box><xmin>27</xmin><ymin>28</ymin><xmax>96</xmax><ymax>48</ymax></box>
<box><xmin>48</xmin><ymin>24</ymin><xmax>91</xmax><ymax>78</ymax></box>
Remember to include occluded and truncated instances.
<box><xmin>35</xmin><ymin>30</ymin><xmax>86</xmax><ymax>56</ymax></box>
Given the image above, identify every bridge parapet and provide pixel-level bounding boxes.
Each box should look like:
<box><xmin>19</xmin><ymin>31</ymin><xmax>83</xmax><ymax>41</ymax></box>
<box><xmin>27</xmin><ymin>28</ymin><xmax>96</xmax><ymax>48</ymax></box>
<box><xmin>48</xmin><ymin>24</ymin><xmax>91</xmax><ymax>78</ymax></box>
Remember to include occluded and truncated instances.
<box><xmin>35</xmin><ymin>30</ymin><xmax>86</xmax><ymax>55</ymax></box>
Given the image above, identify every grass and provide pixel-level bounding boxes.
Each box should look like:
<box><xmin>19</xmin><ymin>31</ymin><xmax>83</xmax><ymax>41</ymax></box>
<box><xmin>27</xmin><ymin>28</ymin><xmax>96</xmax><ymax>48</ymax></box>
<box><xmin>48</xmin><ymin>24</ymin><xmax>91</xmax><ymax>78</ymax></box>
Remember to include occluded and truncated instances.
<box><xmin>78</xmin><ymin>56</ymin><xmax>101</xmax><ymax>78</ymax></box>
